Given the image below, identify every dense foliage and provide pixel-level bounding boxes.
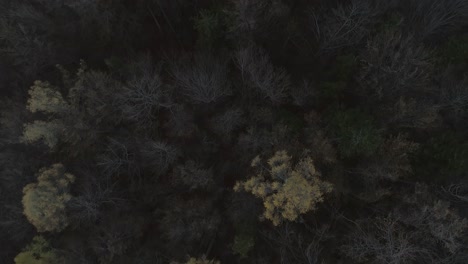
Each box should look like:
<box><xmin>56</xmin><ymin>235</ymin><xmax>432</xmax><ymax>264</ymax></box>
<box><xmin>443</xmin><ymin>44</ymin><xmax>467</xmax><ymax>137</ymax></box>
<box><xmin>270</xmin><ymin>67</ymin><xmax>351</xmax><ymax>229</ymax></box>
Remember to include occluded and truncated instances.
<box><xmin>1</xmin><ymin>0</ymin><xmax>468</xmax><ymax>263</ymax></box>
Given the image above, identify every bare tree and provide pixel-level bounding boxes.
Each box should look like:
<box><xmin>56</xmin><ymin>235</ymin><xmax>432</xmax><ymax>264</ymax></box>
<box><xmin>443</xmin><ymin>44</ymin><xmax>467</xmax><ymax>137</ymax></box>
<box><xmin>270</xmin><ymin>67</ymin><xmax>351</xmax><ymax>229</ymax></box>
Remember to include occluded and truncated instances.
<box><xmin>160</xmin><ymin>198</ymin><xmax>221</xmax><ymax>256</ymax></box>
<box><xmin>170</xmin><ymin>54</ymin><xmax>232</xmax><ymax>104</ymax></box>
<box><xmin>171</xmin><ymin>160</ymin><xmax>215</xmax><ymax>191</ymax></box>
<box><xmin>304</xmin><ymin>112</ymin><xmax>337</xmax><ymax>165</ymax></box>
<box><xmin>140</xmin><ymin>140</ymin><xmax>180</xmax><ymax>176</ymax></box>
<box><xmin>310</xmin><ymin>0</ymin><xmax>383</xmax><ymax>54</ymax></box>
<box><xmin>291</xmin><ymin>79</ymin><xmax>318</xmax><ymax>108</ymax></box>
<box><xmin>395</xmin><ymin>185</ymin><xmax>468</xmax><ymax>258</ymax></box>
<box><xmin>68</xmin><ymin>174</ymin><xmax>119</xmax><ymax>228</ymax></box>
<box><xmin>384</xmin><ymin>98</ymin><xmax>440</xmax><ymax>129</ymax></box>
<box><xmin>342</xmin><ymin>217</ymin><xmax>433</xmax><ymax>264</ymax></box>
<box><xmin>0</xmin><ymin>98</ymin><xmax>28</xmax><ymax>145</ymax></box>
<box><xmin>262</xmin><ymin>222</ymin><xmax>330</xmax><ymax>264</ymax></box>
<box><xmin>359</xmin><ymin>30</ymin><xmax>434</xmax><ymax>101</ymax></box>
<box><xmin>163</xmin><ymin>104</ymin><xmax>197</xmax><ymax>138</ymax></box>
<box><xmin>116</xmin><ymin>55</ymin><xmax>171</xmax><ymax>128</ymax></box>
<box><xmin>97</xmin><ymin>138</ymin><xmax>139</xmax><ymax>179</ymax></box>
<box><xmin>0</xmin><ymin>202</ymin><xmax>34</xmax><ymax>243</ymax></box>
<box><xmin>439</xmin><ymin>75</ymin><xmax>468</xmax><ymax>111</ymax></box>
<box><xmin>236</xmin><ymin>45</ymin><xmax>290</xmax><ymax>104</ymax></box>
<box><xmin>404</xmin><ymin>0</ymin><xmax>468</xmax><ymax>40</ymax></box>
<box><xmin>442</xmin><ymin>184</ymin><xmax>468</xmax><ymax>204</ymax></box>
<box><xmin>90</xmin><ymin>214</ymin><xmax>145</xmax><ymax>264</ymax></box>
<box><xmin>435</xmin><ymin>69</ymin><xmax>468</xmax><ymax>126</ymax></box>
<box><xmin>356</xmin><ymin>135</ymin><xmax>418</xmax><ymax>182</ymax></box>
<box><xmin>420</xmin><ymin>201</ymin><xmax>468</xmax><ymax>254</ymax></box>
<box><xmin>228</xmin><ymin>0</ymin><xmax>290</xmax><ymax>40</ymax></box>
<box><xmin>209</xmin><ymin>108</ymin><xmax>245</xmax><ymax>140</ymax></box>
<box><xmin>0</xmin><ymin>2</ymin><xmax>56</xmax><ymax>75</ymax></box>
<box><xmin>70</xmin><ymin>70</ymin><xmax>124</xmax><ymax>126</ymax></box>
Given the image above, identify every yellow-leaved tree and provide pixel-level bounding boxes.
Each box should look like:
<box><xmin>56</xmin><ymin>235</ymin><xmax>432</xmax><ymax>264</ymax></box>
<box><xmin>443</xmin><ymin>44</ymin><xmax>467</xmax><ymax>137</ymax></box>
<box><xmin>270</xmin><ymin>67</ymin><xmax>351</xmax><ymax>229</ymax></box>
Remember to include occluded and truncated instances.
<box><xmin>21</xmin><ymin>63</ymin><xmax>104</xmax><ymax>153</ymax></box>
<box><xmin>234</xmin><ymin>151</ymin><xmax>333</xmax><ymax>226</ymax></box>
<box><xmin>21</xmin><ymin>81</ymin><xmax>71</xmax><ymax>148</ymax></box>
<box><xmin>22</xmin><ymin>164</ymin><xmax>75</xmax><ymax>232</ymax></box>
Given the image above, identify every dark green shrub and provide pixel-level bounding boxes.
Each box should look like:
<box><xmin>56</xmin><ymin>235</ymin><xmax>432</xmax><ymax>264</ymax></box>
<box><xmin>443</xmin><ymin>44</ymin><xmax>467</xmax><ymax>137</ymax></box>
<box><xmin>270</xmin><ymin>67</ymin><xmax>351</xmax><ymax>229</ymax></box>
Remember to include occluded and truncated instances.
<box><xmin>328</xmin><ymin>108</ymin><xmax>382</xmax><ymax>158</ymax></box>
<box><xmin>415</xmin><ymin>132</ymin><xmax>468</xmax><ymax>182</ymax></box>
<box><xmin>439</xmin><ymin>35</ymin><xmax>468</xmax><ymax>65</ymax></box>
<box><xmin>318</xmin><ymin>54</ymin><xmax>358</xmax><ymax>102</ymax></box>
<box><xmin>331</xmin><ymin>54</ymin><xmax>359</xmax><ymax>82</ymax></box>
<box><xmin>194</xmin><ymin>9</ymin><xmax>224</xmax><ymax>48</ymax></box>
<box><xmin>319</xmin><ymin>81</ymin><xmax>347</xmax><ymax>101</ymax></box>
<box><xmin>274</xmin><ymin>108</ymin><xmax>305</xmax><ymax>135</ymax></box>
<box><xmin>232</xmin><ymin>233</ymin><xmax>255</xmax><ymax>258</ymax></box>
<box><xmin>376</xmin><ymin>12</ymin><xmax>403</xmax><ymax>33</ymax></box>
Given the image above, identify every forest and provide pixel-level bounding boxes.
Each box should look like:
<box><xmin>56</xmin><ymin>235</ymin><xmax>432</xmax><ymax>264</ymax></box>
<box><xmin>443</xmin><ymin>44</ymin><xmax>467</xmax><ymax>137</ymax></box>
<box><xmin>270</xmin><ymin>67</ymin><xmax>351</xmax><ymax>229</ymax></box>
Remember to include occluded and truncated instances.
<box><xmin>1</xmin><ymin>0</ymin><xmax>468</xmax><ymax>263</ymax></box>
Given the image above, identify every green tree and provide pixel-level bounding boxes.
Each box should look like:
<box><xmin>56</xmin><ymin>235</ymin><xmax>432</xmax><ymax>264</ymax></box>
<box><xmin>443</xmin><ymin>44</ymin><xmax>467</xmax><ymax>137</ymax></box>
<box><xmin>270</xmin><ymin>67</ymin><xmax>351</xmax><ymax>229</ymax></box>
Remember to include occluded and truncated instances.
<box><xmin>22</xmin><ymin>164</ymin><xmax>75</xmax><ymax>232</ymax></box>
<box><xmin>235</xmin><ymin>151</ymin><xmax>333</xmax><ymax>226</ymax></box>
<box><xmin>14</xmin><ymin>236</ymin><xmax>62</xmax><ymax>264</ymax></box>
